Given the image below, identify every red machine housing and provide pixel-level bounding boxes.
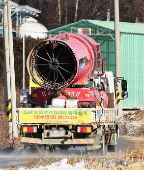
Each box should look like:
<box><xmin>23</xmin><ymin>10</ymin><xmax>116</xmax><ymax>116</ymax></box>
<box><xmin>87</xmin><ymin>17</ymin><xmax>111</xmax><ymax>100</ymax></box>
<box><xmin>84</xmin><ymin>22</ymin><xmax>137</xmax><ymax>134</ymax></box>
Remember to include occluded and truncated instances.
<box><xmin>30</xmin><ymin>88</ymin><xmax>56</xmax><ymax>106</ymax></box>
<box><xmin>58</xmin><ymin>88</ymin><xmax>108</xmax><ymax>108</ymax></box>
<box><xmin>30</xmin><ymin>87</ymin><xmax>108</xmax><ymax>108</ymax></box>
<box><xmin>26</xmin><ymin>33</ymin><xmax>108</xmax><ymax>108</ymax></box>
<box><xmin>27</xmin><ymin>33</ymin><xmax>101</xmax><ymax>90</ymax></box>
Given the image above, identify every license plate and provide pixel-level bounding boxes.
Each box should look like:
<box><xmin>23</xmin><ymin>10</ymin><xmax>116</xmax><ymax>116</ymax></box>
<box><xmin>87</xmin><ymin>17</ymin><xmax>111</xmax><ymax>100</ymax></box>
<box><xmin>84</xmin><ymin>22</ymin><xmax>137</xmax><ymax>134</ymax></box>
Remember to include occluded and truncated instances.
<box><xmin>49</xmin><ymin>129</ymin><xmax>66</xmax><ymax>137</ymax></box>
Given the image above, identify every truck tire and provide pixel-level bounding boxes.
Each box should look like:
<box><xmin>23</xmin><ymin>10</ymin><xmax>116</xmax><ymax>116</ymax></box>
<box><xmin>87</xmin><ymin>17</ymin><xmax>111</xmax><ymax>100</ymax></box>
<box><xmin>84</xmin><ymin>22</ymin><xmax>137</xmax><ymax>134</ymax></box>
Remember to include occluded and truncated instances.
<box><xmin>49</xmin><ymin>145</ymin><xmax>56</xmax><ymax>152</ymax></box>
<box><xmin>24</xmin><ymin>144</ymin><xmax>29</xmax><ymax>150</ymax></box>
<box><xmin>107</xmin><ymin>145</ymin><xmax>116</xmax><ymax>152</ymax></box>
<box><xmin>24</xmin><ymin>144</ymin><xmax>46</xmax><ymax>152</ymax></box>
<box><xmin>58</xmin><ymin>145</ymin><xmax>70</xmax><ymax>150</ymax></box>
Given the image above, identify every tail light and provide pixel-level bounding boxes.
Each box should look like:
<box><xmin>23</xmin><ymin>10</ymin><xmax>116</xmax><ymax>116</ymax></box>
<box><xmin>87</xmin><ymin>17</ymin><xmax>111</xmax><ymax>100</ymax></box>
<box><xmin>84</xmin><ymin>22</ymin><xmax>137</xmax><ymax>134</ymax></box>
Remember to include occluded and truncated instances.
<box><xmin>22</xmin><ymin>126</ymin><xmax>37</xmax><ymax>133</ymax></box>
<box><xmin>77</xmin><ymin>126</ymin><xmax>92</xmax><ymax>133</ymax></box>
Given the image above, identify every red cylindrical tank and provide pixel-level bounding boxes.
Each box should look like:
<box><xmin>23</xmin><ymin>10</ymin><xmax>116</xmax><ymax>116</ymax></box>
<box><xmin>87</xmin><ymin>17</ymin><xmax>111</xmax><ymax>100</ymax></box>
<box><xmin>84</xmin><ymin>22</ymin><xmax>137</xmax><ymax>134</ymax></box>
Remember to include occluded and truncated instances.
<box><xmin>27</xmin><ymin>33</ymin><xmax>101</xmax><ymax>90</ymax></box>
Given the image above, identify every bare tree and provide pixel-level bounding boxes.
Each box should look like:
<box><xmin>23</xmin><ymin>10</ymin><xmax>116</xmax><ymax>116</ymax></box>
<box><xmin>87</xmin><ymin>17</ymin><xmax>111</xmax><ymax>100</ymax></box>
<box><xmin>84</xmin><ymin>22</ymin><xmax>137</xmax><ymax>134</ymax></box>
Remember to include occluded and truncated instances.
<box><xmin>74</xmin><ymin>0</ymin><xmax>79</xmax><ymax>22</ymax></box>
<box><xmin>65</xmin><ymin>0</ymin><xmax>68</xmax><ymax>25</ymax></box>
<box><xmin>14</xmin><ymin>0</ymin><xmax>144</xmax><ymax>30</ymax></box>
<box><xmin>58</xmin><ymin>0</ymin><xmax>61</xmax><ymax>24</ymax></box>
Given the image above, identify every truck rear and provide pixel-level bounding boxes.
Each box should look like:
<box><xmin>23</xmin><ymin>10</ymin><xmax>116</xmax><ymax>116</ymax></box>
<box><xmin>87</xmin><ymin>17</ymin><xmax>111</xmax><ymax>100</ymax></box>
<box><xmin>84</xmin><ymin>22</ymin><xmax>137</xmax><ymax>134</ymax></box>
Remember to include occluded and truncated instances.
<box><xmin>18</xmin><ymin>107</ymin><xmax>118</xmax><ymax>151</ymax></box>
<box><xmin>17</xmin><ymin>33</ymin><xmax>128</xmax><ymax>151</ymax></box>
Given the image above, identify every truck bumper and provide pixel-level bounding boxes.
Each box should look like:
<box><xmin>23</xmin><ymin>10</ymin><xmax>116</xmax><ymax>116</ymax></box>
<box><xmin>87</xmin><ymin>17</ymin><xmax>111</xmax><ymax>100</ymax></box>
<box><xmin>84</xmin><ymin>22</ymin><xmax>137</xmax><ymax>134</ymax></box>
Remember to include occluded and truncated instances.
<box><xmin>21</xmin><ymin>137</ymin><xmax>94</xmax><ymax>145</ymax></box>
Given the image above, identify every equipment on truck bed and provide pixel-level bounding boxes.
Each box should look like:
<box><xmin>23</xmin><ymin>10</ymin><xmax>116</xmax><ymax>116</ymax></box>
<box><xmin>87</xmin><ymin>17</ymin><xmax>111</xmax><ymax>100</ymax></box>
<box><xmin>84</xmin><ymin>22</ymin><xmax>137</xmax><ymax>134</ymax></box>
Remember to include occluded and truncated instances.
<box><xmin>18</xmin><ymin>33</ymin><xmax>128</xmax><ymax>152</ymax></box>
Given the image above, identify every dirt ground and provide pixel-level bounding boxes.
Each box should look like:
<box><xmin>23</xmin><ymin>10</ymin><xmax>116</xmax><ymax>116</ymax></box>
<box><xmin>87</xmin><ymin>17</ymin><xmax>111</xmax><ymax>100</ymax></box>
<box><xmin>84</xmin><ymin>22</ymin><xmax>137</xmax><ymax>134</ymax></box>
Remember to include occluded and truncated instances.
<box><xmin>2</xmin><ymin>161</ymin><xmax>144</xmax><ymax>170</ymax></box>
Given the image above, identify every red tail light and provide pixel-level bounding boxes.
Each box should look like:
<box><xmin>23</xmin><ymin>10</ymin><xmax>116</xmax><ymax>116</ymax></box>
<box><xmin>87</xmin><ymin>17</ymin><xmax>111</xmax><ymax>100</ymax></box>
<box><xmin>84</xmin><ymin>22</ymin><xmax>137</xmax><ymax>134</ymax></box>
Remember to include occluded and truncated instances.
<box><xmin>22</xmin><ymin>126</ymin><xmax>37</xmax><ymax>133</ymax></box>
<box><xmin>77</xmin><ymin>126</ymin><xmax>92</xmax><ymax>133</ymax></box>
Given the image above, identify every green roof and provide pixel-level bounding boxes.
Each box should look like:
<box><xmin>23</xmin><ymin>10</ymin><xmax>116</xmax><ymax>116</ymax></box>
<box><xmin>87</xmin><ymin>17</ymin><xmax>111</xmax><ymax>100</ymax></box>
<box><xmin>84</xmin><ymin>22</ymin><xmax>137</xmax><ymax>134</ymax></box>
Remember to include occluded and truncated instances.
<box><xmin>48</xmin><ymin>19</ymin><xmax>144</xmax><ymax>35</ymax></box>
<box><xmin>87</xmin><ymin>20</ymin><xmax>144</xmax><ymax>34</ymax></box>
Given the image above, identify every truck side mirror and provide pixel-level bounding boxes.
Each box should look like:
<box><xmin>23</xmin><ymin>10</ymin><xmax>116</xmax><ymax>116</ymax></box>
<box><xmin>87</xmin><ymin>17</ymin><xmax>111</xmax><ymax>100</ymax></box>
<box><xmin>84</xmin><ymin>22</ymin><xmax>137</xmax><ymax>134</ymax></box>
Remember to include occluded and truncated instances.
<box><xmin>121</xmin><ymin>91</ymin><xmax>128</xmax><ymax>99</ymax></box>
<box><xmin>121</xmin><ymin>80</ymin><xmax>127</xmax><ymax>91</ymax></box>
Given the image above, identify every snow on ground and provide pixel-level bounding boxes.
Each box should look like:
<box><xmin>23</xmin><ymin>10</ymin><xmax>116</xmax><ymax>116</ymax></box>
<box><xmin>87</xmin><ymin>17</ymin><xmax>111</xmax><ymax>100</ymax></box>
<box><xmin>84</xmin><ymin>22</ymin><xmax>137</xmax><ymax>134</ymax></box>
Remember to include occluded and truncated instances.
<box><xmin>18</xmin><ymin>158</ymin><xmax>91</xmax><ymax>170</ymax></box>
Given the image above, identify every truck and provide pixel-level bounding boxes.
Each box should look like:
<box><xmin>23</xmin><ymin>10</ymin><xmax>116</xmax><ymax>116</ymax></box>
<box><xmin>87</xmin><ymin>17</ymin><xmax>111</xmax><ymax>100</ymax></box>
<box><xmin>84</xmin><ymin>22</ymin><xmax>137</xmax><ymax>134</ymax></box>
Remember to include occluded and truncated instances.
<box><xmin>17</xmin><ymin>33</ymin><xmax>128</xmax><ymax>152</ymax></box>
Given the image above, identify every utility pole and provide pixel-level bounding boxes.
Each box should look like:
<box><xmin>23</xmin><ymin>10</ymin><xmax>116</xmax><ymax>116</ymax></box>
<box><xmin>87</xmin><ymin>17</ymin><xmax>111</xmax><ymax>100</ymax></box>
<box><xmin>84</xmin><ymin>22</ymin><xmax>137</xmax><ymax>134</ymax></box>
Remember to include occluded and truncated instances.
<box><xmin>3</xmin><ymin>0</ymin><xmax>12</xmax><ymax>126</ymax></box>
<box><xmin>114</xmin><ymin>0</ymin><xmax>122</xmax><ymax>116</ymax></box>
<box><xmin>23</xmin><ymin>32</ymin><xmax>25</xmax><ymax>89</ymax></box>
<box><xmin>8</xmin><ymin>0</ymin><xmax>18</xmax><ymax>138</ymax></box>
<box><xmin>3</xmin><ymin>0</ymin><xmax>18</xmax><ymax>138</ymax></box>
<box><xmin>114</xmin><ymin>0</ymin><xmax>120</xmax><ymax>75</ymax></box>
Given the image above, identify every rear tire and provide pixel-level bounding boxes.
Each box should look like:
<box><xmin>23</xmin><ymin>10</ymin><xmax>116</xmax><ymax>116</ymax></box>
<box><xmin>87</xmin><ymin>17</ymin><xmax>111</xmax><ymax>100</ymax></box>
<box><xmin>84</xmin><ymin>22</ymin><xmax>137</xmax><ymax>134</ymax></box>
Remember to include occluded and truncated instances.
<box><xmin>49</xmin><ymin>145</ymin><xmax>56</xmax><ymax>152</ymax></box>
<box><xmin>107</xmin><ymin>145</ymin><xmax>116</xmax><ymax>152</ymax></box>
<box><xmin>24</xmin><ymin>144</ymin><xmax>46</xmax><ymax>152</ymax></box>
<box><xmin>58</xmin><ymin>145</ymin><xmax>70</xmax><ymax>150</ymax></box>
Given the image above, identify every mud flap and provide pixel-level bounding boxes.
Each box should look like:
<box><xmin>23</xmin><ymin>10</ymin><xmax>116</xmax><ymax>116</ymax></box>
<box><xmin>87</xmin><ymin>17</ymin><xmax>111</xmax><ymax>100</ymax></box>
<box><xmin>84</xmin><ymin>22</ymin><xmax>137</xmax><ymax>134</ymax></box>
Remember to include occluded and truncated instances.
<box><xmin>86</xmin><ymin>126</ymin><xmax>104</xmax><ymax>151</ymax></box>
<box><xmin>86</xmin><ymin>135</ymin><xmax>102</xmax><ymax>151</ymax></box>
<box><xmin>107</xmin><ymin>132</ymin><xmax>117</xmax><ymax>152</ymax></box>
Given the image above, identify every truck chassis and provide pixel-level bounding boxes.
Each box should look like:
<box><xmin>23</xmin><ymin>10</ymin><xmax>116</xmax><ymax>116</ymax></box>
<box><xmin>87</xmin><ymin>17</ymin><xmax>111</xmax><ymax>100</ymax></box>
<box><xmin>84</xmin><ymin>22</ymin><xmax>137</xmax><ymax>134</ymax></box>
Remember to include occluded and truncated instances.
<box><xmin>18</xmin><ymin>108</ymin><xmax>119</xmax><ymax>152</ymax></box>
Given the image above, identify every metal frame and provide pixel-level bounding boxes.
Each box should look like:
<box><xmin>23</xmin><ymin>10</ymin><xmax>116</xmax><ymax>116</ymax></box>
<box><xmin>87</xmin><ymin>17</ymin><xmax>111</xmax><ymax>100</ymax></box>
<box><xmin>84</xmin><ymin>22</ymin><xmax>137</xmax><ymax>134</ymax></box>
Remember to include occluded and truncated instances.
<box><xmin>0</xmin><ymin>0</ymin><xmax>41</xmax><ymax>30</ymax></box>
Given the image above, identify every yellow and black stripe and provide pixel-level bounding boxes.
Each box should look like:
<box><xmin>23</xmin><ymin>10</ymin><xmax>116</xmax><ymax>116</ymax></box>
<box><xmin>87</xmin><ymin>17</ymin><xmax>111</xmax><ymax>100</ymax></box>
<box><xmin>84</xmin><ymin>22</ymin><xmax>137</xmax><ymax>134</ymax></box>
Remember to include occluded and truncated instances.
<box><xmin>6</xmin><ymin>99</ymin><xmax>12</xmax><ymax>121</ymax></box>
<box><xmin>116</xmin><ymin>89</ymin><xmax>121</xmax><ymax>104</ymax></box>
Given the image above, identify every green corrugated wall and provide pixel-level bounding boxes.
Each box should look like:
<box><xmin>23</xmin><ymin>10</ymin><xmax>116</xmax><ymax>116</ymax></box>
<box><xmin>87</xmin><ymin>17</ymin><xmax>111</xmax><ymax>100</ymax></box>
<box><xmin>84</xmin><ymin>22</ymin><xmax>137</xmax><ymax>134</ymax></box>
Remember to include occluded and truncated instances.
<box><xmin>95</xmin><ymin>38</ymin><xmax>116</xmax><ymax>74</ymax></box>
<box><xmin>121</xmin><ymin>33</ymin><xmax>144</xmax><ymax>108</ymax></box>
<box><xmin>94</xmin><ymin>33</ymin><xmax>144</xmax><ymax>108</ymax></box>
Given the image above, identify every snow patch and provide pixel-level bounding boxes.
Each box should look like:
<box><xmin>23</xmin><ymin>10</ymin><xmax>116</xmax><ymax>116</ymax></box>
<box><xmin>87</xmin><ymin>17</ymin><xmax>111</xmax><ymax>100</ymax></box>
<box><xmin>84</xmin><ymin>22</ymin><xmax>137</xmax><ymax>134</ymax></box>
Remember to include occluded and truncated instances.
<box><xmin>18</xmin><ymin>158</ymin><xmax>93</xmax><ymax>170</ymax></box>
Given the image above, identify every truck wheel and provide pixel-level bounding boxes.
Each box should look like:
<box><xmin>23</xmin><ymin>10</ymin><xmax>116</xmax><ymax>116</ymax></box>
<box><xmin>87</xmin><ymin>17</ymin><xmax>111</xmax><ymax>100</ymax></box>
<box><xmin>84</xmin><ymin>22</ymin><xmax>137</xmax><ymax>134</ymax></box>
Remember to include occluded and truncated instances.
<box><xmin>116</xmin><ymin>126</ymin><xmax>119</xmax><ymax>138</ymax></box>
<box><xmin>24</xmin><ymin>144</ymin><xmax>29</xmax><ymax>150</ymax></box>
<box><xmin>23</xmin><ymin>144</ymin><xmax>35</xmax><ymax>151</ymax></box>
<box><xmin>58</xmin><ymin>145</ymin><xmax>70</xmax><ymax>150</ymax></box>
<box><xmin>38</xmin><ymin>145</ymin><xmax>46</xmax><ymax>152</ymax></box>
<box><xmin>24</xmin><ymin>144</ymin><xmax>46</xmax><ymax>152</ymax></box>
<box><xmin>49</xmin><ymin>145</ymin><xmax>56</xmax><ymax>152</ymax></box>
<box><xmin>107</xmin><ymin>145</ymin><xmax>116</xmax><ymax>152</ymax></box>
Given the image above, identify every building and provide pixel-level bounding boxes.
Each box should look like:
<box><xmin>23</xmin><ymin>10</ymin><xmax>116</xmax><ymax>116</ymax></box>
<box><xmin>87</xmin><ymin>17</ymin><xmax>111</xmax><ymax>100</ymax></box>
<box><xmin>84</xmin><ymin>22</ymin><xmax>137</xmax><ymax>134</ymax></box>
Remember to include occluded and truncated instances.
<box><xmin>47</xmin><ymin>19</ymin><xmax>144</xmax><ymax>109</ymax></box>
<box><xmin>18</xmin><ymin>17</ymin><xmax>48</xmax><ymax>39</ymax></box>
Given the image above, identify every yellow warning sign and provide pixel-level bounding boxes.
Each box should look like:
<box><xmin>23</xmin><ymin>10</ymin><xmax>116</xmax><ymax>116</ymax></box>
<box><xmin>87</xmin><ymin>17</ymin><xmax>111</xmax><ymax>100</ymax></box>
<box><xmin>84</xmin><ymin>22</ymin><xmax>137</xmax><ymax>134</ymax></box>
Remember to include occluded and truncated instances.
<box><xmin>116</xmin><ymin>89</ymin><xmax>121</xmax><ymax>104</ymax></box>
<box><xmin>6</xmin><ymin>99</ymin><xmax>12</xmax><ymax>121</ymax></box>
<box><xmin>19</xmin><ymin>109</ymin><xmax>91</xmax><ymax>124</ymax></box>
